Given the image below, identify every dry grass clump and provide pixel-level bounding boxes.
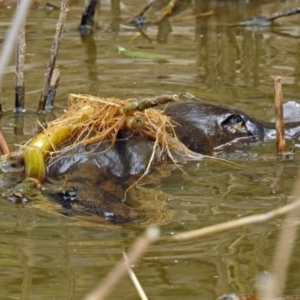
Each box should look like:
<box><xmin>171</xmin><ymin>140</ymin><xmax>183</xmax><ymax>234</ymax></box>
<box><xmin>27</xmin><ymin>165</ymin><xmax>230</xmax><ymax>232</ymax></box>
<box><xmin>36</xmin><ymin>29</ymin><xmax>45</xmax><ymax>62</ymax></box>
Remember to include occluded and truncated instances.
<box><xmin>1</xmin><ymin>94</ymin><xmax>202</xmax><ymax>193</ymax></box>
<box><xmin>48</xmin><ymin>93</ymin><xmax>201</xmax><ymax>159</ymax></box>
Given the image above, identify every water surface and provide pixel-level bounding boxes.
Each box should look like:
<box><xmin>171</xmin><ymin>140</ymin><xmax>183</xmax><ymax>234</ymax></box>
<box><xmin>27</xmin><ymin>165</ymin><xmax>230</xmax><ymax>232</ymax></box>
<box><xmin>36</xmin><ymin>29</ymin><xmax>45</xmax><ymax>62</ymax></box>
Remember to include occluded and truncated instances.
<box><xmin>1</xmin><ymin>0</ymin><xmax>300</xmax><ymax>299</ymax></box>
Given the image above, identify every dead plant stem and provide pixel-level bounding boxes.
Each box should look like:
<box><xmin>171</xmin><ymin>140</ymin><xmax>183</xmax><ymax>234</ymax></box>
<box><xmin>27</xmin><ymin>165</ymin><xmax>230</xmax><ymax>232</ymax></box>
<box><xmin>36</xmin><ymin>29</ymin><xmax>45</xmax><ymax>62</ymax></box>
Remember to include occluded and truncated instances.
<box><xmin>273</xmin><ymin>76</ymin><xmax>286</xmax><ymax>154</ymax></box>
<box><xmin>169</xmin><ymin>197</ymin><xmax>300</xmax><ymax>242</ymax></box>
<box><xmin>0</xmin><ymin>128</ymin><xmax>10</xmax><ymax>155</ymax></box>
<box><xmin>123</xmin><ymin>252</ymin><xmax>148</xmax><ymax>300</ymax></box>
<box><xmin>260</xmin><ymin>181</ymin><xmax>300</xmax><ymax>299</ymax></box>
<box><xmin>15</xmin><ymin>0</ymin><xmax>26</xmax><ymax>112</ymax></box>
<box><xmin>38</xmin><ymin>0</ymin><xmax>69</xmax><ymax>112</ymax></box>
<box><xmin>84</xmin><ymin>227</ymin><xmax>159</xmax><ymax>300</ymax></box>
<box><xmin>0</xmin><ymin>0</ymin><xmax>32</xmax><ymax>111</ymax></box>
<box><xmin>261</xmin><ymin>7</ymin><xmax>300</xmax><ymax>22</ymax></box>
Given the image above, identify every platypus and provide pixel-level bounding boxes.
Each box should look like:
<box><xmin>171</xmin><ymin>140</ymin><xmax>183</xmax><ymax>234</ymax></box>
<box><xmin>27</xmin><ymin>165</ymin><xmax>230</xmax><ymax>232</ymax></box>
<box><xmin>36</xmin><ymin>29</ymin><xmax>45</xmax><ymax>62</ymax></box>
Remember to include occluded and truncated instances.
<box><xmin>164</xmin><ymin>102</ymin><xmax>300</xmax><ymax>155</ymax></box>
<box><xmin>44</xmin><ymin>101</ymin><xmax>300</xmax><ymax>223</ymax></box>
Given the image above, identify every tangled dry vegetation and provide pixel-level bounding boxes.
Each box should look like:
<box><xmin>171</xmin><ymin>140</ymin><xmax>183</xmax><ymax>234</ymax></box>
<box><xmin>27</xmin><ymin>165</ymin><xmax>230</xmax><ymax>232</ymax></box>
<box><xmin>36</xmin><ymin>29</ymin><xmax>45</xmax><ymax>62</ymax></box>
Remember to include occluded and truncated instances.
<box><xmin>0</xmin><ymin>93</ymin><xmax>202</xmax><ymax>199</ymax></box>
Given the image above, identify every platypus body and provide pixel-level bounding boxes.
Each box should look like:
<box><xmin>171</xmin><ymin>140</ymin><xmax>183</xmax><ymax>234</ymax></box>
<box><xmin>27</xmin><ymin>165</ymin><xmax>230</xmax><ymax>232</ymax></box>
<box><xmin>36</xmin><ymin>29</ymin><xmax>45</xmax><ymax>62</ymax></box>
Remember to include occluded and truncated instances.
<box><xmin>45</xmin><ymin>101</ymin><xmax>300</xmax><ymax>223</ymax></box>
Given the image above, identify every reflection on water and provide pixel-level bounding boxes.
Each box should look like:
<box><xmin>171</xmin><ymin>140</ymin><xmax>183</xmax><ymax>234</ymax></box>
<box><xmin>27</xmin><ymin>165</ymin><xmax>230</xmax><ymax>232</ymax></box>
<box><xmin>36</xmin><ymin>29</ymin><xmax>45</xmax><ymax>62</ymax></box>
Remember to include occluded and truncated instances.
<box><xmin>1</xmin><ymin>0</ymin><xmax>300</xmax><ymax>299</ymax></box>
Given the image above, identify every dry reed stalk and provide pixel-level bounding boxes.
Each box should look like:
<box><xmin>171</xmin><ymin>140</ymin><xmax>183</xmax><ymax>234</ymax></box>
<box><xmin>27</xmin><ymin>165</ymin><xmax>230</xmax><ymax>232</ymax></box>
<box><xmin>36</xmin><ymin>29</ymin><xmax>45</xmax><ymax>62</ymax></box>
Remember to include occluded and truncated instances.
<box><xmin>0</xmin><ymin>128</ymin><xmax>10</xmax><ymax>155</ymax></box>
<box><xmin>37</xmin><ymin>0</ymin><xmax>69</xmax><ymax>112</ymax></box>
<box><xmin>0</xmin><ymin>0</ymin><xmax>32</xmax><ymax>110</ymax></box>
<box><xmin>14</xmin><ymin>0</ymin><xmax>26</xmax><ymax>113</ymax></box>
<box><xmin>123</xmin><ymin>252</ymin><xmax>148</xmax><ymax>300</ymax></box>
<box><xmin>169</xmin><ymin>197</ymin><xmax>300</xmax><ymax>242</ymax></box>
<box><xmin>273</xmin><ymin>76</ymin><xmax>286</xmax><ymax>155</ymax></box>
<box><xmin>258</xmin><ymin>180</ymin><xmax>300</xmax><ymax>298</ymax></box>
<box><xmin>84</xmin><ymin>227</ymin><xmax>159</xmax><ymax>300</ymax></box>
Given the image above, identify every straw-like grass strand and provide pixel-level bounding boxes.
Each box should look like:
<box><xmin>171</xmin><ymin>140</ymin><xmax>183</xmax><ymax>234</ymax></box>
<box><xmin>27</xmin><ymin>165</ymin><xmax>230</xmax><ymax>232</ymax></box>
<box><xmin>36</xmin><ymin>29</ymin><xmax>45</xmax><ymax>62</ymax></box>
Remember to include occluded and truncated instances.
<box><xmin>5</xmin><ymin>93</ymin><xmax>200</xmax><ymax>191</ymax></box>
<box><xmin>169</xmin><ymin>197</ymin><xmax>300</xmax><ymax>242</ymax></box>
<box><xmin>41</xmin><ymin>94</ymin><xmax>196</xmax><ymax>160</ymax></box>
<box><xmin>83</xmin><ymin>227</ymin><xmax>159</xmax><ymax>300</ymax></box>
<box><xmin>123</xmin><ymin>252</ymin><xmax>149</xmax><ymax>300</ymax></box>
<box><xmin>259</xmin><ymin>176</ymin><xmax>300</xmax><ymax>299</ymax></box>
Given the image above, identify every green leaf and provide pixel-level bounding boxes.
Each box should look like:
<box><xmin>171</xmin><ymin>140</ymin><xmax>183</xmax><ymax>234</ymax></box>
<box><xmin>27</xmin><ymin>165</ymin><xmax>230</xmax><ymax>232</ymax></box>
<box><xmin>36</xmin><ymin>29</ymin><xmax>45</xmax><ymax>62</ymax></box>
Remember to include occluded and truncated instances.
<box><xmin>118</xmin><ymin>46</ymin><xmax>171</xmax><ymax>60</ymax></box>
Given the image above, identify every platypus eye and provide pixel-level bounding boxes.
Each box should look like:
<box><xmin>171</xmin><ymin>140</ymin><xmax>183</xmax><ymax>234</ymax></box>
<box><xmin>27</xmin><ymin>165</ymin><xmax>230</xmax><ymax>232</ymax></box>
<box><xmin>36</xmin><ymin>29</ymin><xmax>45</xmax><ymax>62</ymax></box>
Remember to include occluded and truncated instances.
<box><xmin>221</xmin><ymin>114</ymin><xmax>246</xmax><ymax>133</ymax></box>
<box><xmin>223</xmin><ymin>115</ymin><xmax>243</xmax><ymax>125</ymax></box>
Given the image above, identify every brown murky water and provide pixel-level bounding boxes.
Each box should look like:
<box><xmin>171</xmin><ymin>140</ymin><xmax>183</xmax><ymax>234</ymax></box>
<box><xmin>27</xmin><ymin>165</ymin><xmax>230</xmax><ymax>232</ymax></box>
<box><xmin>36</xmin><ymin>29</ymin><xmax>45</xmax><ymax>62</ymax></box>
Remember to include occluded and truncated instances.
<box><xmin>1</xmin><ymin>0</ymin><xmax>300</xmax><ymax>299</ymax></box>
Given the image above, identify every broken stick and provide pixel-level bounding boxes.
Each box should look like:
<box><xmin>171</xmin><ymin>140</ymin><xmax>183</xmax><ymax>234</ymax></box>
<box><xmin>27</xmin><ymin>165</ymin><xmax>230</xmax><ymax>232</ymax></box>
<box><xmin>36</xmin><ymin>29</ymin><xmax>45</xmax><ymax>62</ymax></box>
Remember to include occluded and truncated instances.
<box><xmin>0</xmin><ymin>128</ymin><xmax>9</xmax><ymax>155</ymax></box>
<box><xmin>45</xmin><ymin>68</ymin><xmax>60</xmax><ymax>109</ymax></box>
<box><xmin>273</xmin><ymin>76</ymin><xmax>286</xmax><ymax>155</ymax></box>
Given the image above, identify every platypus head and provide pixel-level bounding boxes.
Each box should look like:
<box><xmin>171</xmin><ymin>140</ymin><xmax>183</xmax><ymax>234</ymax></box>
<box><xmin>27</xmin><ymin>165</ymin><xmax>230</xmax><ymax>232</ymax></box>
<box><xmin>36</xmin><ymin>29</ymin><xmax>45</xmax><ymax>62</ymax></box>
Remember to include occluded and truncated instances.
<box><xmin>165</xmin><ymin>102</ymin><xmax>265</xmax><ymax>155</ymax></box>
<box><xmin>232</xmin><ymin>109</ymin><xmax>266</xmax><ymax>140</ymax></box>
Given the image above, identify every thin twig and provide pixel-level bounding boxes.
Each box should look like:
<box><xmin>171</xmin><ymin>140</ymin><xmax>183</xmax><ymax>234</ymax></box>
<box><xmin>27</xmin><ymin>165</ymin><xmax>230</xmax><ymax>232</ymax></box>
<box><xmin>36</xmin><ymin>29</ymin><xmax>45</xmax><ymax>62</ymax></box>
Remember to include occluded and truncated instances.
<box><xmin>84</xmin><ymin>227</ymin><xmax>159</xmax><ymax>300</ymax></box>
<box><xmin>37</xmin><ymin>0</ymin><xmax>69</xmax><ymax>112</ymax></box>
<box><xmin>274</xmin><ymin>76</ymin><xmax>286</xmax><ymax>155</ymax></box>
<box><xmin>136</xmin><ymin>0</ymin><xmax>156</xmax><ymax>17</ymax></box>
<box><xmin>123</xmin><ymin>252</ymin><xmax>148</xmax><ymax>300</ymax></box>
<box><xmin>263</xmin><ymin>7</ymin><xmax>300</xmax><ymax>21</ymax></box>
<box><xmin>266</xmin><ymin>7</ymin><xmax>300</xmax><ymax>21</ymax></box>
<box><xmin>152</xmin><ymin>0</ymin><xmax>180</xmax><ymax>25</ymax></box>
<box><xmin>231</xmin><ymin>7</ymin><xmax>300</xmax><ymax>26</ymax></box>
<box><xmin>0</xmin><ymin>0</ymin><xmax>32</xmax><ymax>112</ymax></box>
